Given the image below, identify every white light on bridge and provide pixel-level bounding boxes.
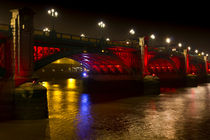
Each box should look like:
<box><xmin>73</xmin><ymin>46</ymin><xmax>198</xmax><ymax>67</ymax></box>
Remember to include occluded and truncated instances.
<box><xmin>166</xmin><ymin>37</ymin><xmax>171</xmax><ymax>44</ymax></box>
<box><xmin>206</xmin><ymin>54</ymin><xmax>209</xmax><ymax>56</ymax></box>
<box><xmin>150</xmin><ymin>34</ymin><xmax>155</xmax><ymax>39</ymax></box>
<box><xmin>48</xmin><ymin>10</ymin><xmax>51</xmax><ymax>14</ymax></box>
<box><xmin>129</xmin><ymin>29</ymin><xmax>135</xmax><ymax>35</ymax></box>
<box><xmin>178</xmin><ymin>43</ymin><xmax>182</xmax><ymax>47</ymax></box>
<box><xmin>48</xmin><ymin>8</ymin><xmax>58</xmax><ymax>17</ymax></box>
<box><xmin>98</xmin><ymin>21</ymin><xmax>106</xmax><ymax>28</ymax></box>
<box><xmin>80</xmin><ymin>34</ymin><xmax>85</xmax><ymax>37</ymax></box>
<box><xmin>54</xmin><ymin>11</ymin><xmax>58</xmax><ymax>17</ymax></box>
<box><xmin>106</xmin><ymin>38</ymin><xmax>110</xmax><ymax>41</ymax></box>
<box><xmin>195</xmin><ymin>49</ymin><xmax>198</xmax><ymax>53</ymax></box>
<box><xmin>201</xmin><ymin>52</ymin><xmax>205</xmax><ymax>55</ymax></box>
<box><xmin>188</xmin><ymin>46</ymin><xmax>191</xmax><ymax>51</ymax></box>
<box><xmin>43</xmin><ymin>27</ymin><xmax>50</xmax><ymax>32</ymax></box>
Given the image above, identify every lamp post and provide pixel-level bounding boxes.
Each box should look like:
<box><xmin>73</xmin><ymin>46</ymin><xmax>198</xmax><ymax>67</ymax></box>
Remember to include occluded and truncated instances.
<box><xmin>43</xmin><ymin>27</ymin><xmax>50</xmax><ymax>32</ymax></box>
<box><xmin>106</xmin><ymin>38</ymin><xmax>110</xmax><ymax>41</ymax></box>
<box><xmin>80</xmin><ymin>33</ymin><xmax>85</xmax><ymax>37</ymax></box>
<box><xmin>195</xmin><ymin>49</ymin><xmax>198</xmax><ymax>54</ymax></box>
<box><xmin>165</xmin><ymin>37</ymin><xmax>171</xmax><ymax>52</ymax></box>
<box><xmin>188</xmin><ymin>46</ymin><xmax>191</xmax><ymax>51</ymax></box>
<box><xmin>129</xmin><ymin>29</ymin><xmax>135</xmax><ymax>36</ymax></box>
<box><xmin>98</xmin><ymin>21</ymin><xmax>106</xmax><ymax>48</ymax></box>
<box><xmin>150</xmin><ymin>34</ymin><xmax>155</xmax><ymax>40</ymax></box>
<box><xmin>98</xmin><ymin>21</ymin><xmax>105</xmax><ymax>39</ymax></box>
<box><xmin>43</xmin><ymin>27</ymin><xmax>50</xmax><ymax>36</ymax></box>
<box><xmin>128</xmin><ymin>29</ymin><xmax>136</xmax><ymax>46</ymax></box>
<box><xmin>178</xmin><ymin>43</ymin><xmax>182</xmax><ymax>48</ymax></box>
<box><xmin>166</xmin><ymin>37</ymin><xmax>171</xmax><ymax>44</ymax></box>
<box><xmin>47</xmin><ymin>8</ymin><xmax>58</xmax><ymax>31</ymax></box>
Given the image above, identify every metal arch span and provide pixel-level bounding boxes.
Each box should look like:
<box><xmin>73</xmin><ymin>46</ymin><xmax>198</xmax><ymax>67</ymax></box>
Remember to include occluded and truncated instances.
<box><xmin>33</xmin><ymin>46</ymin><xmax>133</xmax><ymax>74</ymax></box>
<box><xmin>147</xmin><ymin>54</ymin><xmax>179</xmax><ymax>72</ymax></box>
<box><xmin>70</xmin><ymin>53</ymin><xmax>131</xmax><ymax>74</ymax></box>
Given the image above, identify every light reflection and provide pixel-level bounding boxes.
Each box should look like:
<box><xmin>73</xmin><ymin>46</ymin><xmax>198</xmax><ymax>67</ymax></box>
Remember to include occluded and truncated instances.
<box><xmin>42</xmin><ymin>81</ymin><xmax>49</xmax><ymax>88</ymax></box>
<box><xmin>52</xmin><ymin>84</ymin><xmax>59</xmax><ymax>88</ymax></box>
<box><xmin>51</xmin><ymin>90</ymin><xmax>62</xmax><ymax>113</ymax></box>
<box><xmin>67</xmin><ymin>78</ymin><xmax>76</xmax><ymax>89</ymax></box>
<box><xmin>66</xmin><ymin>91</ymin><xmax>78</xmax><ymax>103</ymax></box>
<box><xmin>77</xmin><ymin>93</ymin><xmax>92</xmax><ymax>139</ymax></box>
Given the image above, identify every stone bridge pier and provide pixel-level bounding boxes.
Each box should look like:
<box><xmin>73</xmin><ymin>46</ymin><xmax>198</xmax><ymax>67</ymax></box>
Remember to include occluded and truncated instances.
<box><xmin>1</xmin><ymin>8</ymin><xmax>48</xmax><ymax>120</ymax></box>
<box><xmin>10</xmin><ymin>7</ymin><xmax>34</xmax><ymax>86</ymax></box>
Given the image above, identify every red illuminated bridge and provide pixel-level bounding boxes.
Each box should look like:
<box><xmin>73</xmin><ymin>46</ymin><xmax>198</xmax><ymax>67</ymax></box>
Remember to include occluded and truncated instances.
<box><xmin>0</xmin><ymin>7</ymin><xmax>209</xmax><ymax>87</ymax></box>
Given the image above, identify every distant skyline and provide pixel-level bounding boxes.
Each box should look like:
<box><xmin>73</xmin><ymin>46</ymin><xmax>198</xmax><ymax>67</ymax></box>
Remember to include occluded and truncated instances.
<box><xmin>0</xmin><ymin>0</ymin><xmax>210</xmax><ymax>53</ymax></box>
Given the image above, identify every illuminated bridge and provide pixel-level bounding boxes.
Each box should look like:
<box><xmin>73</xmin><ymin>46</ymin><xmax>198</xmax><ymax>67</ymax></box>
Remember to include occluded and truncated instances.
<box><xmin>0</xmin><ymin>8</ymin><xmax>209</xmax><ymax>87</ymax></box>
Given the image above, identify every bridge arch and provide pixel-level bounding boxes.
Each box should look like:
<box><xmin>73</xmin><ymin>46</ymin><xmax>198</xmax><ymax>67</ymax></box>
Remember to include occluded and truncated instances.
<box><xmin>147</xmin><ymin>54</ymin><xmax>179</xmax><ymax>73</ymax></box>
<box><xmin>34</xmin><ymin>49</ymin><xmax>131</xmax><ymax>74</ymax></box>
<box><xmin>188</xmin><ymin>57</ymin><xmax>206</xmax><ymax>75</ymax></box>
<box><xmin>146</xmin><ymin>54</ymin><xmax>185</xmax><ymax>80</ymax></box>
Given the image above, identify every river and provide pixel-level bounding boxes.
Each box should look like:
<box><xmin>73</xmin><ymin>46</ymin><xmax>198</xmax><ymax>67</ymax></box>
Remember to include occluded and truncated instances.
<box><xmin>1</xmin><ymin>78</ymin><xmax>210</xmax><ymax>140</ymax></box>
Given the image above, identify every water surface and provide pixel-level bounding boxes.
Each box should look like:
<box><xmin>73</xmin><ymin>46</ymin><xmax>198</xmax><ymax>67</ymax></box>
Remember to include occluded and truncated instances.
<box><xmin>1</xmin><ymin>79</ymin><xmax>210</xmax><ymax>140</ymax></box>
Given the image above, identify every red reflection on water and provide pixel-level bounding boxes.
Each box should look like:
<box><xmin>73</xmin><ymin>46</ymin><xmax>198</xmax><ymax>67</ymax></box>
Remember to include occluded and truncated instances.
<box><xmin>190</xmin><ymin>89</ymin><xmax>196</xmax><ymax>116</ymax></box>
<box><xmin>149</xmin><ymin>100</ymin><xmax>157</xmax><ymax>111</ymax></box>
<box><xmin>160</xmin><ymin>88</ymin><xmax>176</xmax><ymax>93</ymax></box>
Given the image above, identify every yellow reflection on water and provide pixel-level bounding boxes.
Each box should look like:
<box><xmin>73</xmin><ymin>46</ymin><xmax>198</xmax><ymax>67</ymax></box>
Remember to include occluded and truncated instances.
<box><xmin>42</xmin><ymin>81</ymin><xmax>49</xmax><ymax>88</ymax></box>
<box><xmin>52</xmin><ymin>84</ymin><xmax>60</xmax><ymax>88</ymax></box>
<box><xmin>44</xmin><ymin>79</ymin><xmax>82</xmax><ymax>139</ymax></box>
<box><xmin>50</xmin><ymin>90</ymin><xmax>63</xmax><ymax>114</ymax></box>
<box><xmin>66</xmin><ymin>91</ymin><xmax>78</xmax><ymax>103</ymax></box>
<box><xmin>67</xmin><ymin>78</ymin><xmax>76</xmax><ymax>89</ymax></box>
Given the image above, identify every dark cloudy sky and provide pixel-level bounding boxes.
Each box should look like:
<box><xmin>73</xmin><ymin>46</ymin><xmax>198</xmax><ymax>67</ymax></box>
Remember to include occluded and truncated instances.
<box><xmin>0</xmin><ymin>0</ymin><xmax>210</xmax><ymax>53</ymax></box>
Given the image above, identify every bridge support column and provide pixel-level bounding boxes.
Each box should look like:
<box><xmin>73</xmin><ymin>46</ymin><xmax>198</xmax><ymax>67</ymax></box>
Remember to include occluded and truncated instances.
<box><xmin>184</xmin><ymin>49</ymin><xmax>190</xmax><ymax>74</ymax></box>
<box><xmin>204</xmin><ymin>56</ymin><xmax>208</xmax><ymax>75</ymax></box>
<box><xmin>139</xmin><ymin>37</ymin><xmax>149</xmax><ymax>77</ymax></box>
<box><xmin>10</xmin><ymin>8</ymin><xmax>34</xmax><ymax>86</ymax></box>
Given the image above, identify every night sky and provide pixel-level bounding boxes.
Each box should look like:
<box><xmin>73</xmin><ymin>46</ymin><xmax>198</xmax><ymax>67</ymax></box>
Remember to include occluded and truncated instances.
<box><xmin>0</xmin><ymin>0</ymin><xmax>210</xmax><ymax>53</ymax></box>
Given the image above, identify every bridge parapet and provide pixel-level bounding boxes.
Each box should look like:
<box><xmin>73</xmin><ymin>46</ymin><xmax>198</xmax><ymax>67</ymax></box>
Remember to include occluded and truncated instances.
<box><xmin>33</xmin><ymin>29</ymin><xmax>135</xmax><ymax>48</ymax></box>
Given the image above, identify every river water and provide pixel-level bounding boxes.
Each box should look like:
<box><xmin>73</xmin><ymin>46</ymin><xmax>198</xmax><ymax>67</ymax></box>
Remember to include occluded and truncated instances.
<box><xmin>1</xmin><ymin>79</ymin><xmax>210</xmax><ymax>140</ymax></box>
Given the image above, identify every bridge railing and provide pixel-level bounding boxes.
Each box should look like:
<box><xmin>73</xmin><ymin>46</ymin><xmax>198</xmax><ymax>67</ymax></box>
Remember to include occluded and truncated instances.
<box><xmin>33</xmin><ymin>29</ymin><xmax>133</xmax><ymax>48</ymax></box>
<box><xmin>1</xmin><ymin>25</ymin><xmax>136</xmax><ymax>48</ymax></box>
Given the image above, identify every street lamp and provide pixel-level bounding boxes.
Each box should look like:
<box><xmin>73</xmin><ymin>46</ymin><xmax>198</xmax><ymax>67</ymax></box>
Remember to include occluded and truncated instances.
<box><xmin>98</xmin><ymin>21</ymin><xmax>106</xmax><ymax>28</ymax></box>
<box><xmin>98</xmin><ymin>21</ymin><xmax>106</xmax><ymax>39</ymax></box>
<box><xmin>43</xmin><ymin>27</ymin><xmax>50</xmax><ymax>33</ymax></box>
<box><xmin>47</xmin><ymin>8</ymin><xmax>58</xmax><ymax>30</ymax></box>
<box><xmin>150</xmin><ymin>34</ymin><xmax>155</xmax><ymax>39</ymax></box>
<box><xmin>178</xmin><ymin>43</ymin><xmax>182</xmax><ymax>47</ymax></box>
<box><xmin>48</xmin><ymin>9</ymin><xmax>58</xmax><ymax>17</ymax></box>
<box><xmin>106</xmin><ymin>38</ymin><xmax>110</xmax><ymax>41</ymax></box>
<box><xmin>80</xmin><ymin>33</ymin><xmax>85</xmax><ymax>37</ymax></box>
<box><xmin>195</xmin><ymin>49</ymin><xmax>198</xmax><ymax>54</ymax></box>
<box><xmin>166</xmin><ymin>37</ymin><xmax>171</xmax><ymax>44</ymax></box>
<box><xmin>206</xmin><ymin>54</ymin><xmax>208</xmax><ymax>56</ymax></box>
<box><xmin>188</xmin><ymin>46</ymin><xmax>191</xmax><ymax>51</ymax></box>
<box><xmin>129</xmin><ymin>29</ymin><xmax>135</xmax><ymax>35</ymax></box>
<box><xmin>201</xmin><ymin>52</ymin><xmax>205</xmax><ymax>56</ymax></box>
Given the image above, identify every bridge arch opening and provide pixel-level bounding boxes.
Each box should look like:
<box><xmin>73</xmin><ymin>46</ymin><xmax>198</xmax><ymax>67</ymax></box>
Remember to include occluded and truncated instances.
<box><xmin>34</xmin><ymin>57</ymin><xmax>86</xmax><ymax>80</ymax></box>
<box><xmin>147</xmin><ymin>57</ymin><xmax>182</xmax><ymax>81</ymax></box>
